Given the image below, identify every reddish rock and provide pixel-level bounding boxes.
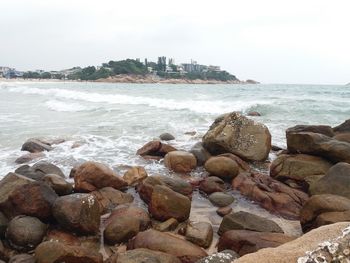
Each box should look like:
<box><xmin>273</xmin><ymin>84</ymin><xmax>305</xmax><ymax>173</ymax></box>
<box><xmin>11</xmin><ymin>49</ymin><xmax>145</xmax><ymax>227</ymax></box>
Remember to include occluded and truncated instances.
<box><xmin>218</xmin><ymin>153</ymin><xmax>250</xmax><ymax>172</ymax></box>
<box><xmin>204</xmin><ymin>157</ymin><xmax>239</xmax><ymax>180</ymax></box>
<box><xmin>136</xmin><ymin>140</ymin><xmax>177</xmax><ymax>158</ymax></box>
<box><xmin>74</xmin><ymin>161</ymin><xmax>127</xmax><ymax>192</ymax></box>
<box><xmin>164</xmin><ymin>151</ymin><xmax>197</xmax><ymax>173</ymax></box>
<box><xmin>45</xmin><ymin>229</ymin><xmax>81</xmax><ymax>246</ymax></box>
<box><xmin>107</xmin><ymin>206</ymin><xmax>150</xmax><ymax>231</ymax></box>
<box><xmin>199</xmin><ymin>176</ymin><xmax>225</xmax><ymax>194</ymax></box>
<box><xmin>334</xmin><ymin>132</ymin><xmax>350</xmax><ymax>143</ymax></box>
<box><xmin>216</xmin><ymin>206</ymin><xmax>233</xmax><ymax>217</ymax></box>
<box><xmin>42</xmin><ymin>174</ymin><xmax>73</xmax><ymax>196</ymax></box>
<box><xmin>123</xmin><ymin>166</ymin><xmax>148</xmax><ymax>186</ymax></box>
<box><xmin>286</xmin><ymin>125</ymin><xmax>334</xmax><ymax>137</ymax></box>
<box><xmin>232</xmin><ymin>172</ymin><xmax>309</xmax><ymax>219</ymax></box>
<box><xmin>104</xmin><ymin>216</ymin><xmax>140</xmax><ymax>244</ymax></box>
<box><xmin>185</xmin><ymin>222</ymin><xmax>213</xmax><ymax>248</ymax></box>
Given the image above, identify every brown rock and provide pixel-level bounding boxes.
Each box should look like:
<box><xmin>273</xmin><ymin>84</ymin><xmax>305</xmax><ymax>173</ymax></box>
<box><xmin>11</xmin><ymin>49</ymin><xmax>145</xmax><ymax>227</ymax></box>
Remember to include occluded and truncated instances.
<box><xmin>21</xmin><ymin>139</ymin><xmax>53</xmax><ymax>153</ymax></box>
<box><xmin>218</xmin><ymin>230</ymin><xmax>295</xmax><ymax>256</ymax></box>
<box><xmin>218</xmin><ymin>153</ymin><xmax>250</xmax><ymax>173</ymax></box>
<box><xmin>15</xmin><ymin>152</ymin><xmax>45</xmax><ymax>164</ymax></box>
<box><xmin>123</xmin><ymin>166</ymin><xmax>147</xmax><ymax>186</ymax></box>
<box><xmin>42</xmin><ymin>174</ymin><xmax>73</xmax><ymax>196</ymax></box>
<box><xmin>128</xmin><ymin>229</ymin><xmax>207</xmax><ymax>263</ymax></box>
<box><xmin>208</xmin><ymin>192</ymin><xmax>234</xmax><ymax>207</ymax></box>
<box><xmin>154</xmin><ymin>218</ymin><xmax>179</xmax><ymax>232</ymax></box>
<box><xmin>334</xmin><ymin>132</ymin><xmax>350</xmax><ymax>143</ymax></box>
<box><xmin>204</xmin><ymin>157</ymin><xmax>239</xmax><ymax>180</ymax></box>
<box><xmin>104</xmin><ymin>216</ymin><xmax>140</xmax><ymax>244</ymax></box>
<box><xmin>74</xmin><ymin>161</ymin><xmax>127</xmax><ymax>192</ymax></box>
<box><xmin>115</xmin><ymin>248</ymin><xmax>181</xmax><ymax>263</ymax></box>
<box><xmin>185</xmin><ymin>222</ymin><xmax>213</xmax><ymax>248</ymax></box>
<box><xmin>8</xmin><ymin>254</ymin><xmax>35</xmax><ymax>263</ymax></box>
<box><xmin>136</xmin><ymin>140</ymin><xmax>177</xmax><ymax>158</ymax></box>
<box><xmin>216</xmin><ymin>207</ymin><xmax>233</xmax><ymax>217</ymax></box>
<box><xmin>45</xmin><ymin>229</ymin><xmax>81</xmax><ymax>246</ymax></box>
<box><xmin>107</xmin><ymin>206</ymin><xmax>150</xmax><ymax>231</ymax></box>
<box><xmin>164</xmin><ymin>151</ymin><xmax>197</xmax><ymax>173</ymax></box>
<box><xmin>32</xmin><ymin>161</ymin><xmax>65</xmax><ymax>178</ymax></box>
<box><xmin>286</xmin><ymin>125</ymin><xmax>334</xmax><ymax>137</ymax></box>
<box><xmin>232</xmin><ymin>172</ymin><xmax>308</xmax><ymax>219</ymax></box>
<box><xmin>247</xmin><ymin>111</ymin><xmax>261</xmax><ymax>116</ymax></box>
<box><xmin>189</xmin><ymin>142</ymin><xmax>211</xmax><ymax>166</ymax></box>
<box><xmin>199</xmin><ymin>176</ymin><xmax>225</xmax><ymax>194</ymax></box>
<box><xmin>333</xmin><ymin>119</ymin><xmax>350</xmax><ymax>133</ymax></box>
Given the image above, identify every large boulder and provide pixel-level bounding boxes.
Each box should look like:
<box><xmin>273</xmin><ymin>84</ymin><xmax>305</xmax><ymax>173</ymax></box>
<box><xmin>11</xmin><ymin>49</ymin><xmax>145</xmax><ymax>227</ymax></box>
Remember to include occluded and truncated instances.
<box><xmin>202</xmin><ymin>112</ymin><xmax>271</xmax><ymax>161</ymax></box>
<box><xmin>300</xmin><ymin>194</ymin><xmax>350</xmax><ymax>232</ymax></box>
<box><xmin>115</xmin><ymin>248</ymin><xmax>181</xmax><ymax>263</ymax></box>
<box><xmin>136</xmin><ymin>140</ymin><xmax>177</xmax><ymax>160</ymax></box>
<box><xmin>204</xmin><ymin>157</ymin><xmax>239</xmax><ymax>180</ymax></box>
<box><xmin>232</xmin><ymin>172</ymin><xmax>308</xmax><ymax>219</ymax></box>
<box><xmin>52</xmin><ymin>193</ymin><xmax>100</xmax><ymax>235</ymax></box>
<box><xmin>6</xmin><ymin>216</ymin><xmax>47</xmax><ymax>251</ymax></box>
<box><xmin>286</xmin><ymin>125</ymin><xmax>334</xmax><ymax>137</ymax></box>
<box><xmin>32</xmin><ymin>161</ymin><xmax>65</xmax><ymax>178</ymax></box>
<box><xmin>230</xmin><ymin>222</ymin><xmax>350</xmax><ymax>263</ymax></box>
<box><xmin>334</xmin><ymin>132</ymin><xmax>350</xmax><ymax>143</ymax></box>
<box><xmin>218</xmin><ymin>211</ymin><xmax>283</xmax><ymax>235</ymax></box>
<box><xmin>74</xmin><ymin>161</ymin><xmax>127</xmax><ymax>192</ymax></box>
<box><xmin>218</xmin><ymin>230</ymin><xmax>295</xmax><ymax>256</ymax></box>
<box><xmin>149</xmin><ymin>185</ymin><xmax>191</xmax><ymax>222</ymax></box>
<box><xmin>218</xmin><ymin>153</ymin><xmax>250</xmax><ymax>173</ymax></box>
<box><xmin>106</xmin><ymin>206</ymin><xmax>150</xmax><ymax>231</ymax></box>
<box><xmin>333</xmin><ymin>119</ymin><xmax>350</xmax><ymax>133</ymax></box>
<box><xmin>104</xmin><ymin>216</ymin><xmax>140</xmax><ymax>245</ymax></box>
<box><xmin>123</xmin><ymin>166</ymin><xmax>148</xmax><ymax>186</ymax></box>
<box><xmin>35</xmin><ymin>241</ymin><xmax>103</xmax><ymax>263</ymax></box>
<box><xmin>15</xmin><ymin>152</ymin><xmax>45</xmax><ymax>164</ymax></box>
<box><xmin>189</xmin><ymin>142</ymin><xmax>211</xmax><ymax>166</ymax></box>
<box><xmin>164</xmin><ymin>151</ymin><xmax>197</xmax><ymax>173</ymax></box>
<box><xmin>286</xmin><ymin>131</ymin><xmax>350</xmax><ymax>163</ymax></box>
<box><xmin>309</xmin><ymin>162</ymin><xmax>350</xmax><ymax>198</ymax></box>
<box><xmin>42</xmin><ymin>174</ymin><xmax>73</xmax><ymax>196</ymax></box>
<box><xmin>185</xmin><ymin>222</ymin><xmax>213</xmax><ymax>248</ymax></box>
<box><xmin>128</xmin><ymin>229</ymin><xmax>207</xmax><ymax>263</ymax></box>
<box><xmin>21</xmin><ymin>139</ymin><xmax>52</xmax><ymax>153</ymax></box>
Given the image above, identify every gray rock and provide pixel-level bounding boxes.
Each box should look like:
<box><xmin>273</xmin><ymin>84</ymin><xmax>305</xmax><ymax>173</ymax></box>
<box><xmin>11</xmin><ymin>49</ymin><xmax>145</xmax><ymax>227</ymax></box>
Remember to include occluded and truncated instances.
<box><xmin>160</xmin><ymin>133</ymin><xmax>175</xmax><ymax>141</ymax></box>
<box><xmin>104</xmin><ymin>216</ymin><xmax>140</xmax><ymax>244</ymax></box>
<box><xmin>0</xmin><ymin>212</ymin><xmax>8</xmax><ymax>238</ymax></box>
<box><xmin>9</xmin><ymin>254</ymin><xmax>35</xmax><ymax>263</ymax></box>
<box><xmin>21</xmin><ymin>139</ymin><xmax>53</xmax><ymax>153</ymax></box>
<box><xmin>190</xmin><ymin>142</ymin><xmax>211</xmax><ymax>166</ymax></box>
<box><xmin>185</xmin><ymin>222</ymin><xmax>213</xmax><ymax>248</ymax></box>
<box><xmin>42</xmin><ymin>174</ymin><xmax>73</xmax><ymax>196</ymax></box>
<box><xmin>209</xmin><ymin>192</ymin><xmax>234</xmax><ymax>207</ymax></box>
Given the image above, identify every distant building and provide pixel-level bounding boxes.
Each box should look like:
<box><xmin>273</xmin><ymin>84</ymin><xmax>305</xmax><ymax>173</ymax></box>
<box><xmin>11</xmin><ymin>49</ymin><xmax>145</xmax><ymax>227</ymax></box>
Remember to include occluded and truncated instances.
<box><xmin>208</xmin><ymin>65</ymin><xmax>221</xmax><ymax>72</ymax></box>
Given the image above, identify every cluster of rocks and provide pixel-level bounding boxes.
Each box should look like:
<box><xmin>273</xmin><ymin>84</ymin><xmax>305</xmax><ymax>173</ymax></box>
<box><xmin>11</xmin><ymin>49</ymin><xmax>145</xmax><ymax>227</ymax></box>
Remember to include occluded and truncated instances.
<box><xmin>0</xmin><ymin>112</ymin><xmax>349</xmax><ymax>263</ymax></box>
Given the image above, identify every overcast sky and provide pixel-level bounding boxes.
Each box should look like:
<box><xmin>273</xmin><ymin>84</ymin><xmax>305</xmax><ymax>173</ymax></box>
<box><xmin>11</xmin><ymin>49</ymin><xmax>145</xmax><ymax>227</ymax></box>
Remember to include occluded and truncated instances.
<box><xmin>1</xmin><ymin>0</ymin><xmax>349</xmax><ymax>84</ymax></box>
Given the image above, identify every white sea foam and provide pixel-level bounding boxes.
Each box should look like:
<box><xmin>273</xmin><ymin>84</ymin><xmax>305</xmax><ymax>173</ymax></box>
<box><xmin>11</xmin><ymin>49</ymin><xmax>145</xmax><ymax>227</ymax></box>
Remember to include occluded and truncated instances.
<box><xmin>45</xmin><ymin>100</ymin><xmax>92</xmax><ymax>112</ymax></box>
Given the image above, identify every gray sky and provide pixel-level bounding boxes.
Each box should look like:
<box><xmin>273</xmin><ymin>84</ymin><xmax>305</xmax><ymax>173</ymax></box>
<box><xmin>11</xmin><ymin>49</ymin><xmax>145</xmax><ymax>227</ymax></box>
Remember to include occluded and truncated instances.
<box><xmin>1</xmin><ymin>0</ymin><xmax>350</xmax><ymax>84</ymax></box>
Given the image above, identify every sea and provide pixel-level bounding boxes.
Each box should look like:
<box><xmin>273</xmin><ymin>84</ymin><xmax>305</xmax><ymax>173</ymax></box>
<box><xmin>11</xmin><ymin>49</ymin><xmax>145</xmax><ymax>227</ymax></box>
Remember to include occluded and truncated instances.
<box><xmin>0</xmin><ymin>81</ymin><xmax>349</xmax><ymax>242</ymax></box>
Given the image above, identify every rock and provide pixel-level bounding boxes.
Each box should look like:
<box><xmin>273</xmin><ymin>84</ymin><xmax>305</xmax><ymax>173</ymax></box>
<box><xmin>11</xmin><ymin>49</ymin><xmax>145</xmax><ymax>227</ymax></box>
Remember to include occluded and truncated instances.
<box><xmin>149</xmin><ymin>185</ymin><xmax>191</xmax><ymax>222</ymax></box>
<box><xmin>218</xmin><ymin>230</ymin><xmax>295</xmax><ymax>256</ymax></box>
<box><xmin>0</xmin><ymin>212</ymin><xmax>8</xmax><ymax>238</ymax></box>
<box><xmin>74</xmin><ymin>161</ymin><xmax>127</xmax><ymax>192</ymax></box>
<box><xmin>6</xmin><ymin>181</ymin><xmax>58</xmax><ymax>220</ymax></box>
<box><xmin>104</xmin><ymin>215</ymin><xmax>140</xmax><ymax>244</ymax></box>
<box><xmin>199</xmin><ymin>176</ymin><xmax>225</xmax><ymax>194</ymax></box>
<box><xmin>15</xmin><ymin>152</ymin><xmax>45</xmax><ymax>164</ymax></box>
<box><xmin>286</xmin><ymin>131</ymin><xmax>350</xmax><ymax>163</ymax></box>
<box><xmin>0</xmin><ymin>240</ymin><xmax>10</xmax><ymax>262</ymax></box>
<box><xmin>35</xmin><ymin>241</ymin><xmax>103</xmax><ymax>263</ymax></box>
<box><xmin>209</xmin><ymin>192</ymin><xmax>234</xmax><ymax>207</ymax></box>
<box><xmin>52</xmin><ymin>193</ymin><xmax>100</xmax><ymax>234</ymax></box>
<box><xmin>123</xmin><ymin>166</ymin><xmax>148</xmax><ymax>186</ymax></box>
<box><xmin>230</xmin><ymin>222</ymin><xmax>350</xmax><ymax>263</ymax></box>
<box><xmin>14</xmin><ymin>165</ymin><xmax>44</xmax><ymax>180</ymax></box>
<box><xmin>185</xmin><ymin>222</ymin><xmax>213</xmax><ymax>248</ymax></box>
<box><xmin>160</xmin><ymin>133</ymin><xmax>175</xmax><ymax>141</ymax></box>
<box><xmin>314</xmin><ymin>210</ymin><xmax>350</xmax><ymax>228</ymax></box>
<box><xmin>21</xmin><ymin>139</ymin><xmax>53</xmax><ymax>153</ymax></box>
<box><xmin>164</xmin><ymin>151</ymin><xmax>197</xmax><ymax>173</ymax></box>
<box><xmin>232</xmin><ymin>172</ymin><xmax>308</xmax><ymax>219</ymax></box>
<box><xmin>107</xmin><ymin>206</ymin><xmax>150</xmax><ymax>231</ymax></box>
<box><xmin>32</xmin><ymin>161</ymin><xmax>65</xmax><ymax>178</ymax></box>
<box><xmin>218</xmin><ymin>211</ymin><xmax>283</xmax><ymax>235</ymax></box>
<box><xmin>136</xmin><ymin>140</ymin><xmax>177</xmax><ymax>159</ymax></box>
<box><xmin>91</xmin><ymin>187</ymin><xmax>134</xmax><ymax>214</ymax></box>
<box><xmin>8</xmin><ymin>254</ymin><xmax>35</xmax><ymax>263</ymax></box>
<box><xmin>195</xmin><ymin>250</ymin><xmax>239</xmax><ymax>263</ymax></box>
<box><xmin>217</xmin><ymin>153</ymin><xmax>250</xmax><ymax>173</ymax></box>
<box><xmin>6</xmin><ymin>215</ymin><xmax>47</xmax><ymax>251</ymax></box>
<box><xmin>190</xmin><ymin>142</ymin><xmax>211</xmax><ymax>166</ymax></box>
<box><xmin>270</xmin><ymin>154</ymin><xmax>332</xmax><ymax>188</ymax></box>
<box><xmin>300</xmin><ymin>194</ymin><xmax>350</xmax><ymax>232</ymax></box>
<box><xmin>202</xmin><ymin>112</ymin><xmax>271</xmax><ymax>161</ymax></box>
<box><xmin>333</xmin><ymin>119</ymin><xmax>350</xmax><ymax>133</ymax></box>
<box><xmin>45</xmin><ymin>229</ymin><xmax>81</xmax><ymax>246</ymax></box>
<box><xmin>334</xmin><ymin>132</ymin><xmax>350</xmax><ymax>143</ymax></box>
<box><xmin>271</xmin><ymin>145</ymin><xmax>283</xmax><ymax>151</ymax></box>
<box><xmin>286</xmin><ymin>125</ymin><xmax>334</xmax><ymax>137</ymax></box>
<box><xmin>42</xmin><ymin>174</ymin><xmax>73</xmax><ymax>196</ymax></box>
<box><xmin>216</xmin><ymin>207</ymin><xmax>233</xmax><ymax>217</ymax></box>
<box><xmin>247</xmin><ymin>111</ymin><xmax>261</xmax><ymax>117</ymax></box>
<box><xmin>128</xmin><ymin>229</ymin><xmax>207</xmax><ymax>263</ymax></box>
<box><xmin>309</xmin><ymin>162</ymin><xmax>350</xmax><ymax>198</ymax></box>
<box><xmin>154</xmin><ymin>218</ymin><xmax>179</xmax><ymax>232</ymax></box>
<box><xmin>204</xmin><ymin>157</ymin><xmax>239</xmax><ymax>180</ymax></box>
<box><xmin>116</xmin><ymin>248</ymin><xmax>181</xmax><ymax>263</ymax></box>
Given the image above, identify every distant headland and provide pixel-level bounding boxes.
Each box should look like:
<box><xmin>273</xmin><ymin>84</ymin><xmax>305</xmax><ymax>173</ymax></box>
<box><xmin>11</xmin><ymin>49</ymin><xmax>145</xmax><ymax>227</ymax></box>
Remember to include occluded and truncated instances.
<box><xmin>0</xmin><ymin>57</ymin><xmax>259</xmax><ymax>84</ymax></box>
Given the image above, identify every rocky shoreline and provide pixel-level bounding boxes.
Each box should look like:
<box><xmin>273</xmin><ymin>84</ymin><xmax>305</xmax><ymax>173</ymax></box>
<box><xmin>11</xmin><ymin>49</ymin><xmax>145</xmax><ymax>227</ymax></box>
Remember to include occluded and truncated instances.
<box><xmin>0</xmin><ymin>113</ymin><xmax>349</xmax><ymax>263</ymax></box>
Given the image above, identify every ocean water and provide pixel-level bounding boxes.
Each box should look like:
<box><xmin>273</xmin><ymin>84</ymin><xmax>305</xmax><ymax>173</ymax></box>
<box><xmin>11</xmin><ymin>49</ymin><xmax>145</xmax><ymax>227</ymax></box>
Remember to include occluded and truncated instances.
<box><xmin>0</xmin><ymin>81</ymin><xmax>349</xmax><ymax>238</ymax></box>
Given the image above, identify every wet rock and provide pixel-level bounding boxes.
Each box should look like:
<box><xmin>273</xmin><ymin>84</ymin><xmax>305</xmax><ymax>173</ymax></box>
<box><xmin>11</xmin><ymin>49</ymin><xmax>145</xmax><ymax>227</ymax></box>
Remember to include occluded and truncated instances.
<box><xmin>247</xmin><ymin>111</ymin><xmax>261</xmax><ymax>117</ymax></box>
<box><xmin>42</xmin><ymin>174</ymin><xmax>73</xmax><ymax>196</ymax></box>
<box><xmin>35</xmin><ymin>241</ymin><xmax>103</xmax><ymax>263</ymax></box>
<box><xmin>136</xmin><ymin>140</ymin><xmax>177</xmax><ymax>159</ymax></box>
<box><xmin>107</xmin><ymin>206</ymin><xmax>151</xmax><ymax>231</ymax></box>
<box><xmin>116</xmin><ymin>248</ymin><xmax>181</xmax><ymax>263</ymax></box>
<box><xmin>202</xmin><ymin>112</ymin><xmax>271</xmax><ymax>161</ymax></box>
<box><xmin>216</xmin><ymin>207</ymin><xmax>232</xmax><ymax>217</ymax></box>
<box><xmin>218</xmin><ymin>211</ymin><xmax>283</xmax><ymax>235</ymax></box>
<box><xmin>0</xmin><ymin>212</ymin><xmax>8</xmax><ymax>239</ymax></box>
<box><xmin>21</xmin><ymin>139</ymin><xmax>53</xmax><ymax>153</ymax></box>
<box><xmin>104</xmin><ymin>216</ymin><xmax>140</xmax><ymax>244</ymax></box>
<box><xmin>6</xmin><ymin>181</ymin><xmax>58</xmax><ymax>220</ymax></box>
<box><xmin>185</xmin><ymin>222</ymin><xmax>213</xmax><ymax>248</ymax></box>
<box><xmin>199</xmin><ymin>176</ymin><xmax>225</xmax><ymax>194</ymax></box>
<box><xmin>300</xmin><ymin>194</ymin><xmax>350</xmax><ymax>232</ymax></box>
<box><xmin>218</xmin><ymin>230</ymin><xmax>295</xmax><ymax>256</ymax></box>
<box><xmin>14</xmin><ymin>165</ymin><xmax>44</xmax><ymax>180</ymax></box>
<box><xmin>208</xmin><ymin>192</ymin><xmax>234</xmax><ymax>207</ymax></box>
<box><xmin>232</xmin><ymin>172</ymin><xmax>308</xmax><ymax>219</ymax></box>
<box><xmin>286</xmin><ymin>131</ymin><xmax>350</xmax><ymax>163</ymax></box>
<box><xmin>160</xmin><ymin>133</ymin><xmax>175</xmax><ymax>141</ymax></box>
<box><xmin>8</xmin><ymin>254</ymin><xmax>35</xmax><ymax>263</ymax></box>
<box><xmin>154</xmin><ymin>218</ymin><xmax>179</xmax><ymax>232</ymax></box>
<box><xmin>271</xmin><ymin>145</ymin><xmax>283</xmax><ymax>151</ymax></box>
<box><xmin>309</xmin><ymin>162</ymin><xmax>350</xmax><ymax>198</ymax></box>
<box><xmin>204</xmin><ymin>157</ymin><xmax>239</xmax><ymax>180</ymax></box>
<box><xmin>32</xmin><ymin>161</ymin><xmax>65</xmax><ymax>178</ymax></box>
<box><xmin>314</xmin><ymin>210</ymin><xmax>350</xmax><ymax>228</ymax></box>
<box><xmin>195</xmin><ymin>250</ymin><xmax>239</xmax><ymax>263</ymax></box>
<box><xmin>190</xmin><ymin>142</ymin><xmax>211</xmax><ymax>166</ymax></box>
<box><xmin>123</xmin><ymin>166</ymin><xmax>148</xmax><ymax>186</ymax></box>
<box><xmin>15</xmin><ymin>152</ymin><xmax>45</xmax><ymax>164</ymax></box>
<box><xmin>52</xmin><ymin>193</ymin><xmax>100</xmax><ymax>234</ymax></box>
<box><xmin>334</xmin><ymin>132</ymin><xmax>350</xmax><ymax>143</ymax></box>
<box><xmin>91</xmin><ymin>187</ymin><xmax>134</xmax><ymax>214</ymax></box>
<box><xmin>6</xmin><ymin>215</ymin><xmax>47</xmax><ymax>251</ymax></box>
<box><xmin>74</xmin><ymin>161</ymin><xmax>127</xmax><ymax>192</ymax></box>
<box><xmin>128</xmin><ymin>229</ymin><xmax>207</xmax><ymax>263</ymax></box>
<box><xmin>0</xmin><ymin>240</ymin><xmax>10</xmax><ymax>262</ymax></box>
<box><xmin>333</xmin><ymin>119</ymin><xmax>350</xmax><ymax>133</ymax></box>
<box><xmin>217</xmin><ymin>153</ymin><xmax>250</xmax><ymax>173</ymax></box>
<box><xmin>287</xmin><ymin>125</ymin><xmax>334</xmax><ymax>137</ymax></box>
<box><xmin>45</xmin><ymin>229</ymin><xmax>81</xmax><ymax>246</ymax></box>
<box><xmin>164</xmin><ymin>151</ymin><xmax>197</xmax><ymax>173</ymax></box>
<box><xmin>149</xmin><ymin>185</ymin><xmax>191</xmax><ymax>222</ymax></box>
